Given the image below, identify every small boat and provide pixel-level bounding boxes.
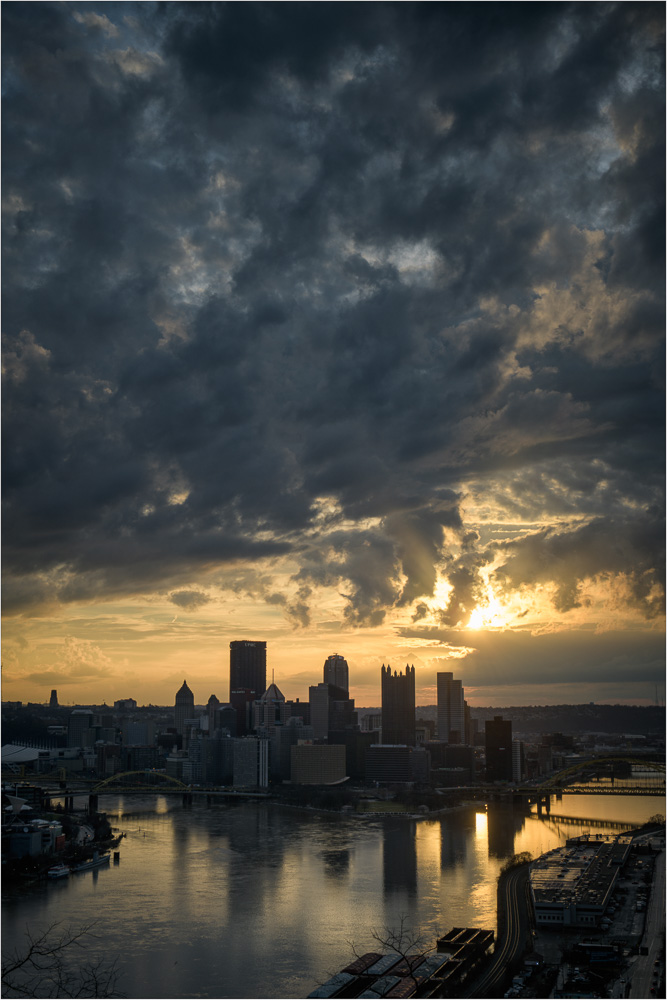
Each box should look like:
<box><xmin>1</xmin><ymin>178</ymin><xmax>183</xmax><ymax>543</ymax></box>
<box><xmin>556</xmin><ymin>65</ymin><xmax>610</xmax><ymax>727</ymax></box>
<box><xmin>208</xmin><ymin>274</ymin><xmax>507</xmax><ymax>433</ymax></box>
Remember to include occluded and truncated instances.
<box><xmin>47</xmin><ymin>863</ymin><xmax>70</xmax><ymax>879</ymax></box>
<box><xmin>72</xmin><ymin>852</ymin><xmax>110</xmax><ymax>873</ymax></box>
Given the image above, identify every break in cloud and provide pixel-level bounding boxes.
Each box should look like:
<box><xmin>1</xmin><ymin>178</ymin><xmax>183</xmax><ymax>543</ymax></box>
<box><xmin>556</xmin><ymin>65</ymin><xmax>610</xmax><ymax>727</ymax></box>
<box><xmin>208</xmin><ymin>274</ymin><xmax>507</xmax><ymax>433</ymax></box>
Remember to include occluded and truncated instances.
<box><xmin>2</xmin><ymin>3</ymin><xmax>664</xmax><ymax>698</ymax></box>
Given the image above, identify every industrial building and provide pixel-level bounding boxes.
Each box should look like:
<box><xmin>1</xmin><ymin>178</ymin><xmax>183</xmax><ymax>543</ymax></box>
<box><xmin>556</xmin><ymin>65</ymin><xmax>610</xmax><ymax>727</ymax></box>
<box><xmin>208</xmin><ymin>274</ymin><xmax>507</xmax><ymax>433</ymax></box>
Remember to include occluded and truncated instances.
<box><xmin>530</xmin><ymin>835</ymin><xmax>631</xmax><ymax>927</ymax></box>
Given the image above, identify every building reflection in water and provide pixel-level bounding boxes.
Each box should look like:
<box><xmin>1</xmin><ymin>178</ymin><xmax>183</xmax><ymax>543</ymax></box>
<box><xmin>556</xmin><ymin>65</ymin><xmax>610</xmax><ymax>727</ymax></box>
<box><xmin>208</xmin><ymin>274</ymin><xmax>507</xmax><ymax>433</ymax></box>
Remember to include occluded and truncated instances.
<box><xmin>439</xmin><ymin>813</ymin><xmax>471</xmax><ymax>869</ymax></box>
<box><xmin>322</xmin><ymin>848</ymin><xmax>350</xmax><ymax>880</ymax></box>
<box><xmin>225</xmin><ymin>804</ymin><xmax>285</xmax><ymax>870</ymax></box>
<box><xmin>383</xmin><ymin>818</ymin><xmax>417</xmax><ymax>896</ymax></box>
<box><xmin>486</xmin><ymin>802</ymin><xmax>529</xmax><ymax>858</ymax></box>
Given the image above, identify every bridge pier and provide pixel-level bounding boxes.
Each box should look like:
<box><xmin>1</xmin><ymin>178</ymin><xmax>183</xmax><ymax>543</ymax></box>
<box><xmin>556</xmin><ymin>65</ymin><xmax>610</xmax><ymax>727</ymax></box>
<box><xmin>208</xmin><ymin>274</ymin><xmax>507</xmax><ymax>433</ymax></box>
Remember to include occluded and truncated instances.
<box><xmin>64</xmin><ymin>794</ymin><xmax>74</xmax><ymax>812</ymax></box>
<box><xmin>182</xmin><ymin>792</ymin><xmax>193</xmax><ymax>806</ymax></box>
<box><xmin>88</xmin><ymin>793</ymin><xmax>99</xmax><ymax>814</ymax></box>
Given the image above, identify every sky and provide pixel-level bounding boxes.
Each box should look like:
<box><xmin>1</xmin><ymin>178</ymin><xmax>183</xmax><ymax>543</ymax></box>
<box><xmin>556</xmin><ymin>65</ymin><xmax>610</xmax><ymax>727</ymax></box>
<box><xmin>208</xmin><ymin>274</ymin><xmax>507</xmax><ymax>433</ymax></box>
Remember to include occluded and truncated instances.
<box><xmin>2</xmin><ymin>2</ymin><xmax>665</xmax><ymax>709</ymax></box>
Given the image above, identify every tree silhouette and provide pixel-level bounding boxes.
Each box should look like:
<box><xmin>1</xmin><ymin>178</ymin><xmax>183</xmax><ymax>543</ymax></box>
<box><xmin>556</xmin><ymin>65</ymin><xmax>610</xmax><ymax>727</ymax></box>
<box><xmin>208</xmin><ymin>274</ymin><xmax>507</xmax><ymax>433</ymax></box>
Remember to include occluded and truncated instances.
<box><xmin>2</xmin><ymin>922</ymin><xmax>123</xmax><ymax>998</ymax></box>
<box><xmin>349</xmin><ymin>915</ymin><xmax>432</xmax><ymax>987</ymax></box>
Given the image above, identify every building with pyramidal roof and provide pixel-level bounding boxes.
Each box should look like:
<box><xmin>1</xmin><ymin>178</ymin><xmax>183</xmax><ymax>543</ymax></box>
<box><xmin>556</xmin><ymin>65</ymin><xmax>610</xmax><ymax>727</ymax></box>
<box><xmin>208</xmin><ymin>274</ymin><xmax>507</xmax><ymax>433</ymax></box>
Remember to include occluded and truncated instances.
<box><xmin>174</xmin><ymin>680</ymin><xmax>195</xmax><ymax>734</ymax></box>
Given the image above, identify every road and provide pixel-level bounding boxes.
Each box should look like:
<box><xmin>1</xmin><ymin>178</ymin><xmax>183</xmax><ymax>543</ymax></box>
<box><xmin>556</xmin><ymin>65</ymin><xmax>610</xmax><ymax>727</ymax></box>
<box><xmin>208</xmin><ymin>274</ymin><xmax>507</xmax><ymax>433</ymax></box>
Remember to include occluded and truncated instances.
<box><xmin>460</xmin><ymin>864</ymin><xmax>532</xmax><ymax>999</ymax></box>
<box><xmin>628</xmin><ymin>846</ymin><xmax>665</xmax><ymax>999</ymax></box>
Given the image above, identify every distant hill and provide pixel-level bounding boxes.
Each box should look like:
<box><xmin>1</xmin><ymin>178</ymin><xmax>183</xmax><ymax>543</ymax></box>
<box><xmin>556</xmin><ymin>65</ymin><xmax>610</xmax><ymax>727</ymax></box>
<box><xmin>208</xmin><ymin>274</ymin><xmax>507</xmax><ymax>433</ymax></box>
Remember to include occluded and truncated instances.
<box><xmin>358</xmin><ymin>704</ymin><xmax>665</xmax><ymax>736</ymax></box>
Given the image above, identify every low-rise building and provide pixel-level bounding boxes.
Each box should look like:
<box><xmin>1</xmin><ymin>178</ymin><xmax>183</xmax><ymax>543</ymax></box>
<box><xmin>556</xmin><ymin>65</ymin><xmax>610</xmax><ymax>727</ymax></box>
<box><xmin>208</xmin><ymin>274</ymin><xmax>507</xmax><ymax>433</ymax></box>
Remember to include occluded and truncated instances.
<box><xmin>364</xmin><ymin>745</ymin><xmax>430</xmax><ymax>784</ymax></box>
<box><xmin>530</xmin><ymin>835</ymin><xmax>630</xmax><ymax>927</ymax></box>
<box><xmin>290</xmin><ymin>742</ymin><xmax>346</xmax><ymax>785</ymax></box>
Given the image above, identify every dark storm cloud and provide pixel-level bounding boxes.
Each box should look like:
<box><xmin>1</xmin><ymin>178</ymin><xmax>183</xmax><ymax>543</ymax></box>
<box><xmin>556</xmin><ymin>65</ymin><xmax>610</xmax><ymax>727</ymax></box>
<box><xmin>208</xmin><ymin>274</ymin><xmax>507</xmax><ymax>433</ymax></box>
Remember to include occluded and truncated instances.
<box><xmin>399</xmin><ymin>625</ymin><xmax>665</xmax><ymax>689</ymax></box>
<box><xmin>492</xmin><ymin>511</ymin><xmax>665</xmax><ymax>617</ymax></box>
<box><xmin>2</xmin><ymin>3</ymin><xmax>664</xmax><ymax>630</ymax></box>
<box><xmin>169</xmin><ymin>589</ymin><xmax>212</xmax><ymax>611</ymax></box>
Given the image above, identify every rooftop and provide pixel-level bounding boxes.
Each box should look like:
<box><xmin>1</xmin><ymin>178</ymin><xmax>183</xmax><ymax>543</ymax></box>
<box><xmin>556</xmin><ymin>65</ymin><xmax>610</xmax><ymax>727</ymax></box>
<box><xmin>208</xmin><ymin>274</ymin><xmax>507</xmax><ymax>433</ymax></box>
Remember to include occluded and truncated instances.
<box><xmin>531</xmin><ymin>838</ymin><xmax>625</xmax><ymax>909</ymax></box>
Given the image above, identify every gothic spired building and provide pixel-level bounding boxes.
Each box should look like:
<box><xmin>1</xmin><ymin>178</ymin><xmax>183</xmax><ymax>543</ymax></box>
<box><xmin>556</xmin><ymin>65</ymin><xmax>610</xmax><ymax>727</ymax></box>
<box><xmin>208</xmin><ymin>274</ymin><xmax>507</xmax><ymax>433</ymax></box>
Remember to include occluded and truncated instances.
<box><xmin>381</xmin><ymin>664</ymin><xmax>416</xmax><ymax>746</ymax></box>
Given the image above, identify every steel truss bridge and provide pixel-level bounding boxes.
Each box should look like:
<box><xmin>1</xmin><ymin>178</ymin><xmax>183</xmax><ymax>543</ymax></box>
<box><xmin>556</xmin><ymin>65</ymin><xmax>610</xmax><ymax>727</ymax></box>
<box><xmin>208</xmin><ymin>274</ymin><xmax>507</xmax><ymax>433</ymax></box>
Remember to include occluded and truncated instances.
<box><xmin>520</xmin><ymin>783</ymin><xmax>664</xmax><ymax>796</ymax></box>
<box><xmin>531</xmin><ymin>754</ymin><xmax>665</xmax><ymax>797</ymax></box>
<box><xmin>529</xmin><ymin>812</ymin><xmax>639</xmax><ymax>832</ymax></box>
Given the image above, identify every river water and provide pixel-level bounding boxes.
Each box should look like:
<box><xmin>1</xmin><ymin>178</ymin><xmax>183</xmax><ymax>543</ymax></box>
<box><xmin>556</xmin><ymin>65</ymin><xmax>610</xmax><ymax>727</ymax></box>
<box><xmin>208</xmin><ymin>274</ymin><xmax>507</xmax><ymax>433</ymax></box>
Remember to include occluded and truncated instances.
<box><xmin>2</xmin><ymin>791</ymin><xmax>663</xmax><ymax>999</ymax></box>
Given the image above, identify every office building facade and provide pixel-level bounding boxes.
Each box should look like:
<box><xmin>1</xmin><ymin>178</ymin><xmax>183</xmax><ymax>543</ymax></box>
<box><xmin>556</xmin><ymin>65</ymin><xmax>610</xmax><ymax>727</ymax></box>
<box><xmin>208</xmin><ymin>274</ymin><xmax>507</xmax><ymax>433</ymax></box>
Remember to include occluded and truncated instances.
<box><xmin>485</xmin><ymin>715</ymin><xmax>513</xmax><ymax>781</ymax></box>
<box><xmin>233</xmin><ymin>737</ymin><xmax>269</xmax><ymax>788</ymax></box>
<box><xmin>437</xmin><ymin>672</ymin><xmax>465</xmax><ymax>743</ymax></box>
<box><xmin>512</xmin><ymin>739</ymin><xmax>525</xmax><ymax>783</ymax></box>
<box><xmin>365</xmin><ymin>744</ymin><xmax>429</xmax><ymax>784</ymax></box>
<box><xmin>68</xmin><ymin>709</ymin><xmax>94</xmax><ymax>748</ymax></box>
<box><xmin>290</xmin><ymin>742</ymin><xmax>346</xmax><ymax>785</ymax></box>
<box><xmin>328</xmin><ymin>729</ymin><xmax>379</xmax><ymax>781</ymax></box>
<box><xmin>308</xmin><ymin>683</ymin><xmax>356</xmax><ymax>739</ymax></box>
<box><xmin>229</xmin><ymin>640</ymin><xmax>267</xmax><ymax>698</ymax></box>
<box><xmin>230</xmin><ymin>640</ymin><xmax>267</xmax><ymax>736</ymax></box>
<box><xmin>270</xmin><ymin>718</ymin><xmax>314</xmax><ymax>780</ymax></box>
<box><xmin>213</xmin><ymin>704</ymin><xmax>238</xmax><ymax>737</ymax></box>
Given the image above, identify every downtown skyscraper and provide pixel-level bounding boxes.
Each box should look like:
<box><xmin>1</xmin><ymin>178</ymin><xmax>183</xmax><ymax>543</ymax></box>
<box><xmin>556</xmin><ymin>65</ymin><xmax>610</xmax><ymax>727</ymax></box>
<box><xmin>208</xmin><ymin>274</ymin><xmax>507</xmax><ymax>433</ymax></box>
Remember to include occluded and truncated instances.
<box><xmin>437</xmin><ymin>671</ymin><xmax>465</xmax><ymax>744</ymax></box>
<box><xmin>322</xmin><ymin>653</ymin><xmax>349</xmax><ymax>693</ymax></box>
<box><xmin>229</xmin><ymin>640</ymin><xmax>267</xmax><ymax>696</ymax></box>
<box><xmin>229</xmin><ymin>640</ymin><xmax>267</xmax><ymax>736</ymax></box>
<box><xmin>381</xmin><ymin>664</ymin><xmax>416</xmax><ymax>746</ymax></box>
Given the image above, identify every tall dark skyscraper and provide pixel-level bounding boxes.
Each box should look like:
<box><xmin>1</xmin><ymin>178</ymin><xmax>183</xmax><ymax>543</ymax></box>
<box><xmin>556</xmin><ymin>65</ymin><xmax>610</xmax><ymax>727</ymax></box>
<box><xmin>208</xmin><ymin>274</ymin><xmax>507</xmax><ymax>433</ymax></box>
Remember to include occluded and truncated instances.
<box><xmin>229</xmin><ymin>640</ymin><xmax>267</xmax><ymax>736</ymax></box>
<box><xmin>229</xmin><ymin>640</ymin><xmax>267</xmax><ymax>697</ymax></box>
<box><xmin>381</xmin><ymin>664</ymin><xmax>415</xmax><ymax>746</ymax></box>
<box><xmin>437</xmin><ymin>671</ymin><xmax>464</xmax><ymax>743</ymax></box>
<box><xmin>485</xmin><ymin>715</ymin><xmax>513</xmax><ymax>781</ymax></box>
<box><xmin>323</xmin><ymin>653</ymin><xmax>349</xmax><ymax>693</ymax></box>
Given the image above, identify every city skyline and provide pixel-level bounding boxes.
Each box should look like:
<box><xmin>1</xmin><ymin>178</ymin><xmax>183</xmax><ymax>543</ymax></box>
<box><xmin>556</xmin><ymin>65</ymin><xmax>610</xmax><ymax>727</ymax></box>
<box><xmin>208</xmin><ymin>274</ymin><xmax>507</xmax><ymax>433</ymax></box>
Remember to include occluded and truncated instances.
<box><xmin>3</xmin><ymin>4</ymin><xmax>664</xmax><ymax>709</ymax></box>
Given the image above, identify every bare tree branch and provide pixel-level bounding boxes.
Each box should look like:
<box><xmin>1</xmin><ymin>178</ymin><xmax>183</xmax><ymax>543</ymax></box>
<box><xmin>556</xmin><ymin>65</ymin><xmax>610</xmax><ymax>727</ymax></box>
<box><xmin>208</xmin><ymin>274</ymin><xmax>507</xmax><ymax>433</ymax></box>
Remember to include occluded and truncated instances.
<box><xmin>2</xmin><ymin>922</ymin><xmax>124</xmax><ymax>998</ymax></box>
<box><xmin>368</xmin><ymin>915</ymin><xmax>433</xmax><ymax>986</ymax></box>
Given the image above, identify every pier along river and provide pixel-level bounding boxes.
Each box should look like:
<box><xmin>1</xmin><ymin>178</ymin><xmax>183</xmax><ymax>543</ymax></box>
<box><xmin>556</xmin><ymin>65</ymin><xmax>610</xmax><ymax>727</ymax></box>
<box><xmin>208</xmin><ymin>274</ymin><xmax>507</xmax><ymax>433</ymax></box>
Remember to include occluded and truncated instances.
<box><xmin>2</xmin><ymin>790</ymin><xmax>663</xmax><ymax>999</ymax></box>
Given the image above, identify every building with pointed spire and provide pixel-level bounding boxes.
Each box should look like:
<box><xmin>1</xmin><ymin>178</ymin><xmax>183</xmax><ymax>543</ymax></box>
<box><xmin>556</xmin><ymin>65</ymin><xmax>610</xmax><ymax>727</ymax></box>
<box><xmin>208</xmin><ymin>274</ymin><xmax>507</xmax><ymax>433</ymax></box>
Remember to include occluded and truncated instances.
<box><xmin>381</xmin><ymin>664</ymin><xmax>415</xmax><ymax>746</ymax></box>
<box><xmin>252</xmin><ymin>682</ymin><xmax>290</xmax><ymax>733</ymax></box>
<box><xmin>174</xmin><ymin>680</ymin><xmax>195</xmax><ymax>735</ymax></box>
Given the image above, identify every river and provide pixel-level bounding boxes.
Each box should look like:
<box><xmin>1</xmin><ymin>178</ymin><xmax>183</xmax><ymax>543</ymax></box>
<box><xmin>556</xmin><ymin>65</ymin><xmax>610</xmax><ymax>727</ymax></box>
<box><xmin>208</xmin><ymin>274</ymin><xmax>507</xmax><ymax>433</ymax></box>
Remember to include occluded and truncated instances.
<box><xmin>2</xmin><ymin>791</ymin><xmax>664</xmax><ymax>999</ymax></box>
